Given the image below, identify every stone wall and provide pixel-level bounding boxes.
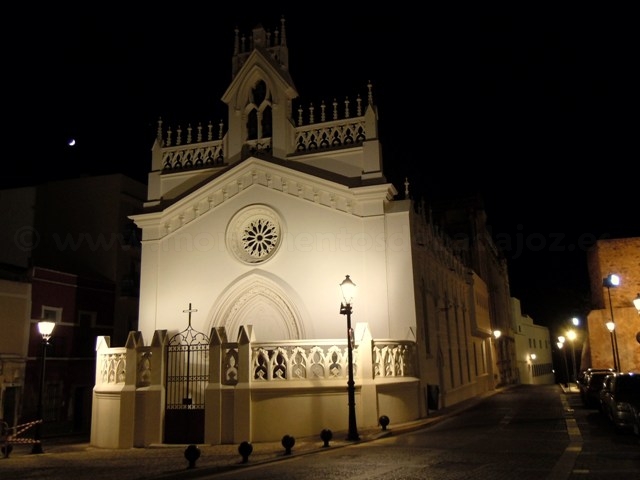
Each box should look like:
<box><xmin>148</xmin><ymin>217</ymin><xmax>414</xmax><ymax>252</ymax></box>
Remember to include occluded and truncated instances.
<box><xmin>585</xmin><ymin>237</ymin><xmax>640</xmax><ymax>372</ymax></box>
<box><xmin>587</xmin><ymin>237</ymin><xmax>640</xmax><ymax>309</ymax></box>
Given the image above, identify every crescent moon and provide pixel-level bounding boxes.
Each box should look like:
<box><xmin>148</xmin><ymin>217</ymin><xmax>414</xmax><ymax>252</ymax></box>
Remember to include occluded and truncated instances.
<box><xmin>68</xmin><ymin>139</ymin><xmax>76</xmax><ymax>146</ymax></box>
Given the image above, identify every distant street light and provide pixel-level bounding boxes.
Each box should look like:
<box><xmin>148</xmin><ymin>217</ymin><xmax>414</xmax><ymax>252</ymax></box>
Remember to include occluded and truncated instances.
<box><xmin>31</xmin><ymin>321</ymin><xmax>55</xmax><ymax>454</ymax></box>
<box><xmin>603</xmin><ymin>274</ymin><xmax>621</xmax><ymax>371</ymax></box>
<box><xmin>339</xmin><ymin>275</ymin><xmax>359</xmax><ymax>441</ymax></box>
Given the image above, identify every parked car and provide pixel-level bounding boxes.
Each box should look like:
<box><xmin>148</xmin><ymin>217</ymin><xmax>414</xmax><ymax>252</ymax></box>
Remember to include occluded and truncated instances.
<box><xmin>581</xmin><ymin>371</ymin><xmax>612</xmax><ymax>408</ymax></box>
<box><xmin>598</xmin><ymin>372</ymin><xmax>640</xmax><ymax>432</ymax></box>
<box><xmin>630</xmin><ymin>402</ymin><xmax>640</xmax><ymax>437</ymax></box>
<box><xmin>577</xmin><ymin>368</ymin><xmax>614</xmax><ymax>399</ymax></box>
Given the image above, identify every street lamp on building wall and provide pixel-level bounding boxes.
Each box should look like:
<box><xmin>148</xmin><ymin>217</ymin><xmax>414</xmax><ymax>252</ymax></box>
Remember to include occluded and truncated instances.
<box><xmin>603</xmin><ymin>274</ymin><xmax>621</xmax><ymax>371</ymax></box>
<box><xmin>31</xmin><ymin>320</ymin><xmax>55</xmax><ymax>454</ymax></box>
<box><xmin>339</xmin><ymin>275</ymin><xmax>359</xmax><ymax>441</ymax></box>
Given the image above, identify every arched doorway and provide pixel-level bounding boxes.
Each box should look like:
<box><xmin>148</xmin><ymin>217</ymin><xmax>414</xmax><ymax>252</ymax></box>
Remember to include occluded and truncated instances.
<box><xmin>209</xmin><ymin>272</ymin><xmax>306</xmax><ymax>342</ymax></box>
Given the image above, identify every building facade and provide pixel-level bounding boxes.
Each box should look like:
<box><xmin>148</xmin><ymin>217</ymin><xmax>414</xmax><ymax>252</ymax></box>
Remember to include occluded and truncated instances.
<box><xmin>585</xmin><ymin>237</ymin><xmax>640</xmax><ymax>372</ymax></box>
<box><xmin>0</xmin><ymin>276</ymin><xmax>31</xmax><ymax>429</ymax></box>
<box><xmin>511</xmin><ymin>297</ymin><xmax>554</xmax><ymax>385</ymax></box>
<box><xmin>90</xmin><ymin>18</ymin><xmax>518</xmax><ymax>448</ymax></box>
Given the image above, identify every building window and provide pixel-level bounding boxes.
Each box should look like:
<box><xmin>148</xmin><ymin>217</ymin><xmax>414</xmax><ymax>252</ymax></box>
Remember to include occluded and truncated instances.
<box><xmin>227</xmin><ymin>205</ymin><xmax>283</xmax><ymax>264</ymax></box>
<box><xmin>78</xmin><ymin>310</ymin><xmax>97</xmax><ymax>327</ymax></box>
<box><xmin>41</xmin><ymin>306</ymin><xmax>62</xmax><ymax>323</ymax></box>
<box><xmin>245</xmin><ymin>80</ymin><xmax>273</xmax><ymax>141</ymax></box>
<box><xmin>247</xmin><ymin>109</ymin><xmax>258</xmax><ymax>140</ymax></box>
<box><xmin>261</xmin><ymin>105</ymin><xmax>272</xmax><ymax>137</ymax></box>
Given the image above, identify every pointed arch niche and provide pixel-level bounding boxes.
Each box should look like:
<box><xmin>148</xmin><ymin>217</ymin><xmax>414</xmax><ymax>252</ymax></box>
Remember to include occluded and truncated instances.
<box><xmin>208</xmin><ymin>271</ymin><xmax>306</xmax><ymax>342</ymax></box>
<box><xmin>245</xmin><ymin>79</ymin><xmax>273</xmax><ymax>140</ymax></box>
<box><xmin>237</xmin><ymin>68</ymin><xmax>275</xmax><ymax>142</ymax></box>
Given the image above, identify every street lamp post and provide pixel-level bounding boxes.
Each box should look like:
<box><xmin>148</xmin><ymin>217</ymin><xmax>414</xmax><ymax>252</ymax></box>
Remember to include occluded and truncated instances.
<box><xmin>571</xmin><ymin>317</ymin><xmax>581</xmax><ymax>378</ymax></box>
<box><xmin>566</xmin><ymin>329</ymin><xmax>577</xmax><ymax>383</ymax></box>
<box><xmin>606</xmin><ymin>321</ymin><xmax>619</xmax><ymax>371</ymax></box>
<box><xmin>603</xmin><ymin>274</ymin><xmax>621</xmax><ymax>371</ymax></box>
<box><xmin>557</xmin><ymin>337</ymin><xmax>569</xmax><ymax>386</ymax></box>
<box><xmin>529</xmin><ymin>353</ymin><xmax>536</xmax><ymax>383</ymax></box>
<box><xmin>339</xmin><ymin>275</ymin><xmax>359</xmax><ymax>441</ymax></box>
<box><xmin>493</xmin><ymin>330</ymin><xmax>502</xmax><ymax>385</ymax></box>
<box><xmin>31</xmin><ymin>320</ymin><xmax>55</xmax><ymax>454</ymax></box>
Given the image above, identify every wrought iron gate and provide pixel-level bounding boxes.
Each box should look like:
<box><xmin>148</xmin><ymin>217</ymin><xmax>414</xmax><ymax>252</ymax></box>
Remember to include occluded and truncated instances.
<box><xmin>164</xmin><ymin>304</ymin><xmax>209</xmax><ymax>444</ymax></box>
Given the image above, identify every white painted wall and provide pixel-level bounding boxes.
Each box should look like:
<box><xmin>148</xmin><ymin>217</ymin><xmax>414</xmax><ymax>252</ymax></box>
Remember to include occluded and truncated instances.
<box><xmin>137</xmin><ymin>169</ymin><xmax>414</xmax><ymax>344</ymax></box>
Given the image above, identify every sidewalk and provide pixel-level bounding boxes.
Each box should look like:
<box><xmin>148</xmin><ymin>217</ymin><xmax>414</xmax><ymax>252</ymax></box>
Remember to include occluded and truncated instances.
<box><xmin>559</xmin><ymin>382</ymin><xmax>580</xmax><ymax>394</ymax></box>
<box><xmin>0</xmin><ymin>387</ymin><xmax>514</xmax><ymax>480</ymax></box>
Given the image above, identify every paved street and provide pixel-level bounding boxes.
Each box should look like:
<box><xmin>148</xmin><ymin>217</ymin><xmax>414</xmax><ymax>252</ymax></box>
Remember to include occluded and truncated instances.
<box><xmin>204</xmin><ymin>384</ymin><xmax>640</xmax><ymax>479</ymax></box>
<box><xmin>0</xmin><ymin>390</ymin><xmax>481</xmax><ymax>480</ymax></box>
<box><xmin>1</xmin><ymin>384</ymin><xmax>638</xmax><ymax>479</ymax></box>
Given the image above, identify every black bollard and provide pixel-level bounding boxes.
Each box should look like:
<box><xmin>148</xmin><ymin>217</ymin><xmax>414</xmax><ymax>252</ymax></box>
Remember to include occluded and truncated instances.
<box><xmin>238</xmin><ymin>441</ymin><xmax>253</xmax><ymax>463</ymax></box>
<box><xmin>281</xmin><ymin>434</ymin><xmax>295</xmax><ymax>455</ymax></box>
<box><xmin>379</xmin><ymin>415</ymin><xmax>390</xmax><ymax>431</ymax></box>
<box><xmin>320</xmin><ymin>428</ymin><xmax>333</xmax><ymax>447</ymax></box>
<box><xmin>184</xmin><ymin>444</ymin><xmax>201</xmax><ymax>469</ymax></box>
<box><xmin>1</xmin><ymin>444</ymin><xmax>13</xmax><ymax>458</ymax></box>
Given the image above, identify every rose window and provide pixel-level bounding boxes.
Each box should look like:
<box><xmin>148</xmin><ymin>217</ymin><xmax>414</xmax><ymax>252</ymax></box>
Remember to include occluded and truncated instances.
<box><xmin>241</xmin><ymin>218</ymin><xmax>278</xmax><ymax>258</ymax></box>
<box><xmin>227</xmin><ymin>205</ymin><xmax>282</xmax><ymax>264</ymax></box>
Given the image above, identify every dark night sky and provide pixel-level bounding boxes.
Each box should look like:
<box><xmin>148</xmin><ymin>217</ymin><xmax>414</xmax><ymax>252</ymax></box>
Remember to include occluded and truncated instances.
<box><xmin>6</xmin><ymin>5</ymin><xmax>638</xmax><ymax>332</ymax></box>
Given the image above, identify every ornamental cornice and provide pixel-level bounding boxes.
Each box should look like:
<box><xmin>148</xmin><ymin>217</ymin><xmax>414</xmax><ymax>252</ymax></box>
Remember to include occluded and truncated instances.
<box><xmin>131</xmin><ymin>158</ymin><xmax>393</xmax><ymax>240</ymax></box>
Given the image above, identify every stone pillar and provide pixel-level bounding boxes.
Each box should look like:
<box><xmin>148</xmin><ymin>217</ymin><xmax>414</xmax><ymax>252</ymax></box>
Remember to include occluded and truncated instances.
<box><xmin>233</xmin><ymin>325</ymin><xmax>255</xmax><ymax>443</ymax></box>
<box><xmin>355</xmin><ymin>323</ymin><xmax>378</xmax><ymax>428</ymax></box>
<box><xmin>205</xmin><ymin>327</ymin><xmax>227</xmax><ymax>445</ymax></box>
<box><xmin>91</xmin><ymin>332</ymin><xmax>140</xmax><ymax>448</ymax></box>
<box><xmin>134</xmin><ymin>330</ymin><xmax>167</xmax><ymax>447</ymax></box>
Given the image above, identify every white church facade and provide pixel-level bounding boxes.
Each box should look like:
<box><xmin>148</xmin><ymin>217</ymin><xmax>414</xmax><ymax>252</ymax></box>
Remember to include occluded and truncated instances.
<box><xmin>91</xmin><ymin>18</ymin><xmax>510</xmax><ymax>448</ymax></box>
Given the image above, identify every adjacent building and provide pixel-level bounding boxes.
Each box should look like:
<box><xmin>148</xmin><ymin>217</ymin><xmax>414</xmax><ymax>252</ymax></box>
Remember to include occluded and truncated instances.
<box><xmin>0</xmin><ymin>175</ymin><xmax>145</xmax><ymax>435</ymax></box>
<box><xmin>0</xmin><ymin>275</ymin><xmax>31</xmax><ymax>428</ymax></box>
<box><xmin>584</xmin><ymin>237</ymin><xmax>640</xmax><ymax>372</ymax></box>
<box><xmin>511</xmin><ymin>298</ymin><xmax>554</xmax><ymax>385</ymax></box>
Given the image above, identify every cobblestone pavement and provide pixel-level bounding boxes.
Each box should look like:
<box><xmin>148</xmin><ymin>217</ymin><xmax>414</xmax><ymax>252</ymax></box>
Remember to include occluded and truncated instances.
<box><xmin>0</xmin><ymin>389</ymin><xmax>503</xmax><ymax>480</ymax></box>
<box><xmin>0</xmin><ymin>424</ymin><xmax>425</xmax><ymax>480</ymax></box>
